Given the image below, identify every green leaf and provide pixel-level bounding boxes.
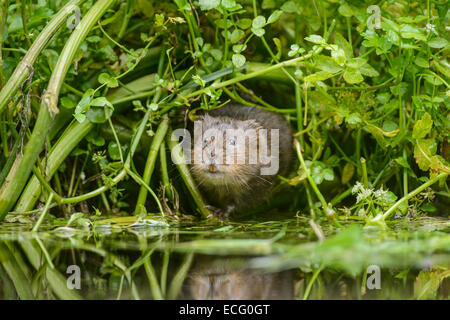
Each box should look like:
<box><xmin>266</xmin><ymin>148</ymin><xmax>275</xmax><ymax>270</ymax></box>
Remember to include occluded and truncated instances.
<box><xmin>395</xmin><ymin>157</ymin><xmax>411</xmax><ymax>169</ymax></box>
<box><xmin>390</xmin><ymin>82</ymin><xmax>408</xmax><ymax>96</ymax></box>
<box><xmin>428</xmin><ymin>37</ymin><xmax>448</xmax><ymax>49</ymax></box>
<box><xmin>334</xmin><ymin>32</ymin><xmax>353</xmax><ymax>59</ymax></box>
<box><xmin>315</xmin><ymin>55</ymin><xmax>343</xmax><ymax>73</ymax></box>
<box><xmin>305</xmin><ymin>34</ymin><xmax>326</xmax><ymax>44</ymax></box>
<box><xmin>149</xmin><ymin>103</ymin><xmax>158</xmax><ymax>111</ymax></box>
<box><xmin>338</xmin><ymin>3</ymin><xmax>353</xmax><ymax>17</ymax></box>
<box><xmin>232</xmin><ymin>44</ymin><xmax>246</xmax><ymax>53</ymax></box>
<box><xmin>86</xmin><ymin>106</ymin><xmax>113</xmax><ymax>123</ymax></box>
<box><xmin>232</xmin><ymin>54</ymin><xmax>246</xmax><ymax>68</ymax></box>
<box><xmin>74</xmin><ymin>113</ymin><xmax>86</xmax><ymax>123</ymax></box>
<box><xmin>310</xmin><ymin>161</ymin><xmax>334</xmax><ymax>184</ymax></box>
<box><xmin>361</xmin><ymin>30</ymin><xmax>380</xmax><ymax>48</ymax></box>
<box><xmin>423</xmin><ymin>74</ymin><xmax>443</xmax><ymax>86</ymax></box>
<box><xmin>414</xmin><ymin>57</ymin><xmax>429</xmax><ymax>68</ymax></box>
<box><xmin>381</xmin><ymin>18</ymin><xmax>400</xmax><ymax>33</ymax></box>
<box><xmin>359</xmin><ymin>63</ymin><xmax>379</xmax><ymax>77</ymax></box>
<box><xmin>251</xmin><ymin>27</ymin><xmax>265</xmax><ymax>37</ymax></box>
<box><xmin>412</xmin><ymin>112</ymin><xmax>433</xmax><ymax>139</ymax></box>
<box><xmin>281</xmin><ymin>1</ymin><xmax>298</xmax><ymax>13</ymax></box>
<box><xmin>98</xmin><ymin>73</ymin><xmax>119</xmax><ymax>88</ymax></box>
<box><xmin>238</xmin><ymin>18</ymin><xmax>252</xmax><ymax>29</ymax></box>
<box><xmin>108</xmin><ymin>142</ymin><xmax>122</xmax><ymax>160</ymax></box>
<box><xmin>343</xmin><ymin>69</ymin><xmax>363</xmax><ymax>84</ymax></box>
<box><xmin>210</xmin><ymin>48</ymin><xmax>223</xmax><ymax>60</ymax></box>
<box><xmin>273</xmin><ymin>38</ymin><xmax>282</xmax><ymax>59</ymax></box>
<box><xmin>346</xmin><ymin>57</ymin><xmax>367</xmax><ymax>69</ymax></box>
<box><xmin>366</xmin><ymin>123</ymin><xmax>399</xmax><ymax>149</ymax></box>
<box><xmin>331</xmin><ymin>47</ymin><xmax>346</xmax><ymax>65</ymax></box>
<box><xmin>267</xmin><ymin>10</ymin><xmax>282</xmax><ymax>24</ymax></box>
<box><xmin>414</xmin><ymin>139</ymin><xmax>437</xmax><ymax>171</ymax></box>
<box><xmin>341</xmin><ymin>162</ymin><xmax>355</xmax><ymax>184</ymax></box>
<box><xmin>74</xmin><ymin>89</ymin><xmax>94</xmax><ymax>123</ymax></box>
<box><xmin>198</xmin><ymin>0</ymin><xmax>220</xmax><ymax>10</ymax></box>
<box><xmin>347</xmin><ymin>113</ymin><xmax>362</xmax><ymax>125</ymax></box>
<box><xmin>262</xmin><ymin>0</ymin><xmax>276</xmax><ymax>9</ymax></box>
<box><xmin>252</xmin><ymin>16</ymin><xmax>266</xmax><ymax>29</ymax></box>
<box><xmin>430</xmin><ymin>155</ymin><xmax>450</xmax><ymax>173</ymax></box>
<box><xmin>399</xmin><ymin>24</ymin><xmax>427</xmax><ymax>41</ymax></box>
<box><xmin>86</xmin><ymin>131</ymin><xmax>105</xmax><ymax>146</ymax></box>
<box><xmin>230</xmin><ymin>28</ymin><xmax>244</xmax><ymax>43</ymax></box>
<box><xmin>303</xmin><ymin>71</ymin><xmax>334</xmax><ymax>82</ymax></box>
<box><xmin>60</xmin><ymin>96</ymin><xmax>76</xmax><ymax>109</ymax></box>
<box><xmin>221</xmin><ymin>0</ymin><xmax>236</xmax><ymax>9</ymax></box>
<box><xmin>382</xmin><ymin>120</ymin><xmax>398</xmax><ymax>133</ymax></box>
<box><xmin>91</xmin><ymin>97</ymin><xmax>113</xmax><ymax>108</ymax></box>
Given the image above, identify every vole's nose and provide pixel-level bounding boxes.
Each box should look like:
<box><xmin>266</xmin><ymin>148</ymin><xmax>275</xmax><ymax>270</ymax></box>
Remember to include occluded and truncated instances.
<box><xmin>210</xmin><ymin>151</ymin><xmax>215</xmax><ymax>158</ymax></box>
<box><xmin>209</xmin><ymin>164</ymin><xmax>216</xmax><ymax>173</ymax></box>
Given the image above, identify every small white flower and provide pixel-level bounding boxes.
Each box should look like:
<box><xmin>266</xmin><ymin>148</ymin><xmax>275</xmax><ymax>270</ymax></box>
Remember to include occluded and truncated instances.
<box><xmin>352</xmin><ymin>181</ymin><xmax>363</xmax><ymax>194</ymax></box>
<box><xmin>374</xmin><ymin>188</ymin><xmax>387</xmax><ymax>200</ymax></box>
<box><xmin>425</xmin><ymin>23</ymin><xmax>437</xmax><ymax>35</ymax></box>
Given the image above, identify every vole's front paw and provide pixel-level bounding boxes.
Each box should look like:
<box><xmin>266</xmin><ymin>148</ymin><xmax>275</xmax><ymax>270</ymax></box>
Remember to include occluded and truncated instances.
<box><xmin>205</xmin><ymin>205</ymin><xmax>233</xmax><ymax>220</ymax></box>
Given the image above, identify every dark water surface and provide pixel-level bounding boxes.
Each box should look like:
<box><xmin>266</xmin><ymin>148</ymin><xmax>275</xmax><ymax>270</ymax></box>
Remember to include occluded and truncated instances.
<box><xmin>1</xmin><ymin>212</ymin><xmax>450</xmax><ymax>300</ymax></box>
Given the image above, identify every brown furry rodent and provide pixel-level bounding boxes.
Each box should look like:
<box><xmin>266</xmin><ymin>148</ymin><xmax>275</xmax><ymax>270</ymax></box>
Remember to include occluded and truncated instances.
<box><xmin>189</xmin><ymin>104</ymin><xmax>294</xmax><ymax>217</ymax></box>
<box><xmin>182</xmin><ymin>257</ymin><xmax>294</xmax><ymax>300</ymax></box>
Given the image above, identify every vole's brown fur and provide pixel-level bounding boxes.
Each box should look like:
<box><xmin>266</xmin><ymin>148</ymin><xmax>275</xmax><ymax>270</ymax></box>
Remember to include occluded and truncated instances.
<box><xmin>189</xmin><ymin>104</ymin><xmax>294</xmax><ymax>217</ymax></box>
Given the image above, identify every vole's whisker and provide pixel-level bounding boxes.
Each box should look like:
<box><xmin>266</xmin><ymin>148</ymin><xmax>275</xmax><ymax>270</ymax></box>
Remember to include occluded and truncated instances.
<box><xmin>246</xmin><ymin>172</ymin><xmax>272</xmax><ymax>185</ymax></box>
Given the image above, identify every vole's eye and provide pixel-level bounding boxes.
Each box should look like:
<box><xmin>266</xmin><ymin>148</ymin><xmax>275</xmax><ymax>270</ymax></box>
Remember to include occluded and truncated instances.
<box><xmin>203</xmin><ymin>137</ymin><xmax>209</xmax><ymax>144</ymax></box>
<box><xmin>229</xmin><ymin>139</ymin><xmax>236</xmax><ymax>146</ymax></box>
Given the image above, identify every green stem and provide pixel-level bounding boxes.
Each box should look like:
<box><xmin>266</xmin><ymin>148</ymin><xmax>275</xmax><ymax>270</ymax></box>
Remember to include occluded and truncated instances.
<box><xmin>0</xmin><ymin>0</ymin><xmax>9</xmax><ymax>88</ymax></box>
<box><xmin>125</xmin><ymin>166</ymin><xmax>164</xmax><ymax>215</ymax></box>
<box><xmin>19</xmin><ymin>0</ymin><xmax>31</xmax><ymax>47</ymax></box>
<box><xmin>160</xmin><ymin>250</ymin><xmax>170</xmax><ymax>296</ymax></box>
<box><xmin>118</xmin><ymin>0</ymin><xmax>134</xmax><ymax>40</ymax></box>
<box><xmin>361</xmin><ymin>157</ymin><xmax>369</xmax><ymax>188</ymax></box>
<box><xmin>0</xmin><ymin>0</ymin><xmax>116</xmax><ymax>221</ymax></box>
<box><xmin>303</xmin><ymin>266</ymin><xmax>323</xmax><ymax>300</ymax></box>
<box><xmin>31</xmin><ymin>192</ymin><xmax>54</xmax><ymax>232</ymax></box>
<box><xmin>0</xmin><ymin>0</ymin><xmax>84</xmax><ymax>115</ymax></box>
<box><xmin>144</xmin><ymin>253</ymin><xmax>164</xmax><ymax>300</ymax></box>
<box><xmin>167</xmin><ymin>127</ymin><xmax>212</xmax><ymax>218</ymax></box>
<box><xmin>159</xmin><ymin>141</ymin><xmax>173</xmax><ymax>202</ymax></box>
<box><xmin>167</xmin><ymin>253</ymin><xmax>193</xmax><ymax>299</ymax></box>
<box><xmin>383</xmin><ymin>173</ymin><xmax>448</xmax><ymax>220</ymax></box>
<box><xmin>295</xmin><ymin>140</ymin><xmax>332</xmax><ymax>216</ymax></box>
<box><xmin>15</xmin><ymin>120</ymin><xmax>92</xmax><ymax>212</ymax></box>
<box><xmin>183</xmin><ymin>50</ymin><xmax>323</xmax><ymax>100</ymax></box>
<box><xmin>134</xmin><ymin>115</ymin><xmax>168</xmax><ymax>214</ymax></box>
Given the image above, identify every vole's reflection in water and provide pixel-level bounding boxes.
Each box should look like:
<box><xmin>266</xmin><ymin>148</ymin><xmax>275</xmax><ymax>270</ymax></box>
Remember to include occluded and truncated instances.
<box><xmin>182</xmin><ymin>256</ymin><xmax>294</xmax><ymax>300</ymax></box>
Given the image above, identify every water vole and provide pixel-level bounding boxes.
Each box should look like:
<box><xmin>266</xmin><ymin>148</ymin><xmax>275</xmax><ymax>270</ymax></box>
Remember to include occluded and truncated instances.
<box><xmin>189</xmin><ymin>104</ymin><xmax>294</xmax><ymax>218</ymax></box>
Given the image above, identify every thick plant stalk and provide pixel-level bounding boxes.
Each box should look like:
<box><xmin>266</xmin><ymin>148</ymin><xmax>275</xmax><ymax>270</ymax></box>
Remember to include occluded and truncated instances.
<box><xmin>15</xmin><ymin>120</ymin><xmax>92</xmax><ymax>212</ymax></box>
<box><xmin>167</xmin><ymin>128</ymin><xmax>212</xmax><ymax>218</ymax></box>
<box><xmin>0</xmin><ymin>0</ymin><xmax>116</xmax><ymax>221</ymax></box>
<box><xmin>134</xmin><ymin>115</ymin><xmax>169</xmax><ymax>215</ymax></box>
<box><xmin>0</xmin><ymin>0</ymin><xmax>84</xmax><ymax>115</ymax></box>
<box><xmin>0</xmin><ymin>242</ymin><xmax>35</xmax><ymax>299</ymax></box>
<box><xmin>15</xmin><ymin>71</ymin><xmax>162</xmax><ymax>212</ymax></box>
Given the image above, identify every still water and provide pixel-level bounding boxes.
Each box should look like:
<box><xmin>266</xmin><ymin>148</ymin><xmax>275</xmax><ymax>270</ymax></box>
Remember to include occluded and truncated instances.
<box><xmin>1</xmin><ymin>212</ymin><xmax>450</xmax><ymax>300</ymax></box>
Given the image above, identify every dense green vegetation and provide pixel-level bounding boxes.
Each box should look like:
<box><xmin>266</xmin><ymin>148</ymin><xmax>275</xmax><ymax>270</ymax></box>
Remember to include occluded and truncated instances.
<box><xmin>0</xmin><ymin>0</ymin><xmax>448</xmax><ymax>224</ymax></box>
<box><xmin>0</xmin><ymin>0</ymin><xmax>448</xmax><ymax>300</ymax></box>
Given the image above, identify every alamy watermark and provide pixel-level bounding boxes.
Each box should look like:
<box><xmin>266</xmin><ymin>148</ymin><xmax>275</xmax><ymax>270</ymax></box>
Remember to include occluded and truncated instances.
<box><xmin>66</xmin><ymin>264</ymin><xmax>81</xmax><ymax>290</ymax></box>
<box><xmin>170</xmin><ymin>121</ymin><xmax>280</xmax><ymax>175</ymax></box>
<box><xmin>67</xmin><ymin>5</ymin><xmax>81</xmax><ymax>31</ymax></box>
<box><xmin>366</xmin><ymin>264</ymin><xmax>381</xmax><ymax>290</ymax></box>
<box><xmin>367</xmin><ymin>5</ymin><xmax>381</xmax><ymax>30</ymax></box>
